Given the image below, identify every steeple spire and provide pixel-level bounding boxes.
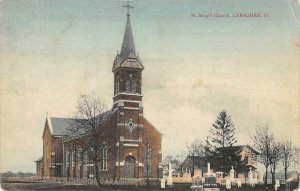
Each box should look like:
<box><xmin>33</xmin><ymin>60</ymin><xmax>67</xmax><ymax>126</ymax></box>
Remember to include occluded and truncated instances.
<box><xmin>112</xmin><ymin>1</ymin><xmax>143</xmax><ymax>72</ymax></box>
<box><xmin>120</xmin><ymin>1</ymin><xmax>135</xmax><ymax>57</ymax></box>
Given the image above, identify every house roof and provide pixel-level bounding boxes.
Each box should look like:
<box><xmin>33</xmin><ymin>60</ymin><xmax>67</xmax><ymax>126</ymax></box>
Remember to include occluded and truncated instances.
<box><xmin>216</xmin><ymin>145</ymin><xmax>259</xmax><ymax>155</ymax></box>
<box><xmin>180</xmin><ymin>145</ymin><xmax>259</xmax><ymax>169</ymax></box>
<box><xmin>181</xmin><ymin>156</ymin><xmax>208</xmax><ymax>168</ymax></box>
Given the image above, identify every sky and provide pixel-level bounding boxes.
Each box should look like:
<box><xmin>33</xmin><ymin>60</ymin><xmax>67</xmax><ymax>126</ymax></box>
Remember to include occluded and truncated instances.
<box><xmin>0</xmin><ymin>0</ymin><xmax>300</xmax><ymax>173</ymax></box>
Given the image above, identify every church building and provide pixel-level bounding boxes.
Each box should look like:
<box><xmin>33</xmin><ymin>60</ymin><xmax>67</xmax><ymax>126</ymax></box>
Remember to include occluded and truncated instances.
<box><xmin>36</xmin><ymin>4</ymin><xmax>163</xmax><ymax>180</ymax></box>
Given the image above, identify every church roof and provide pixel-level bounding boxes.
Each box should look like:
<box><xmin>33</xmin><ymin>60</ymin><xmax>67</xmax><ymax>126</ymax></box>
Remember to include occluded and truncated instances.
<box><xmin>45</xmin><ymin>110</ymin><xmax>114</xmax><ymax>138</ymax></box>
<box><xmin>47</xmin><ymin>117</ymin><xmax>74</xmax><ymax>136</ymax></box>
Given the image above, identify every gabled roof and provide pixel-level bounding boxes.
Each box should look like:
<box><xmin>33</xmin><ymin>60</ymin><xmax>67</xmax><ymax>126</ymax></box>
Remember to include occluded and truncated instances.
<box><xmin>181</xmin><ymin>156</ymin><xmax>208</xmax><ymax>168</ymax></box>
<box><xmin>180</xmin><ymin>145</ymin><xmax>259</xmax><ymax>168</ymax></box>
<box><xmin>44</xmin><ymin>110</ymin><xmax>115</xmax><ymax>139</ymax></box>
<box><xmin>95</xmin><ymin>110</ymin><xmax>112</xmax><ymax>122</ymax></box>
<box><xmin>215</xmin><ymin>145</ymin><xmax>259</xmax><ymax>155</ymax></box>
<box><xmin>64</xmin><ymin>110</ymin><xmax>115</xmax><ymax>141</ymax></box>
<box><xmin>241</xmin><ymin>145</ymin><xmax>260</xmax><ymax>154</ymax></box>
<box><xmin>48</xmin><ymin>117</ymin><xmax>74</xmax><ymax>136</ymax></box>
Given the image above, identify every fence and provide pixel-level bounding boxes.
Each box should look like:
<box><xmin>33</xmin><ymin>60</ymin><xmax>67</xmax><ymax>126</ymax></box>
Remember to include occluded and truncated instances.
<box><xmin>1</xmin><ymin>176</ymin><xmax>160</xmax><ymax>187</ymax></box>
<box><xmin>1</xmin><ymin>176</ymin><xmax>42</xmax><ymax>182</ymax></box>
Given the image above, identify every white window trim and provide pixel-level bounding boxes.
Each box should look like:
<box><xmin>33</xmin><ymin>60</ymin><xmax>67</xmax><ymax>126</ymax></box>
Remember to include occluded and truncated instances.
<box><xmin>100</xmin><ymin>147</ymin><xmax>108</xmax><ymax>170</ymax></box>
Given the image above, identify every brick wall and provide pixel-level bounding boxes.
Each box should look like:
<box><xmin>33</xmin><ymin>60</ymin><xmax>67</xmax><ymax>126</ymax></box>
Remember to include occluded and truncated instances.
<box><xmin>62</xmin><ymin>110</ymin><xmax>162</xmax><ymax>180</ymax></box>
<box><xmin>142</xmin><ymin>117</ymin><xmax>163</xmax><ymax>179</ymax></box>
<box><xmin>43</xmin><ymin>124</ymin><xmax>51</xmax><ymax>177</ymax></box>
<box><xmin>42</xmin><ymin>121</ymin><xmax>64</xmax><ymax>177</ymax></box>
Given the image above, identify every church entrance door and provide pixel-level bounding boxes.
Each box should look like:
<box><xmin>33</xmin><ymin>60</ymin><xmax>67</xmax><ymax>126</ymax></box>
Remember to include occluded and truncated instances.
<box><xmin>124</xmin><ymin>155</ymin><xmax>135</xmax><ymax>178</ymax></box>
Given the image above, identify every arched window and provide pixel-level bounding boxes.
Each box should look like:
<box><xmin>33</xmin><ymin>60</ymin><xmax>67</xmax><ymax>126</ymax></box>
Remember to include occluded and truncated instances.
<box><xmin>84</xmin><ymin>150</ymin><xmax>88</xmax><ymax>165</ymax></box>
<box><xmin>84</xmin><ymin>150</ymin><xmax>89</xmax><ymax>177</ymax></box>
<box><xmin>144</xmin><ymin>148</ymin><xmax>152</xmax><ymax>173</ymax></box>
<box><xmin>126</xmin><ymin>80</ymin><xmax>130</xmax><ymax>92</ymax></box>
<box><xmin>131</xmin><ymin>79</ymin><xmax>136</xmax><ymax>93</ymax></box>
<box><xmin>101</xmin><ymin>147</ymin><xmax>108</xmax><ymax>170</ymax></box>
<box><xmin>71</xmin><ymin>150</ymin><xmax>75</xmax><ymax>167</ymax></box>
<box><xmin>115</xmin><ymin>74</ymin><xmax>120</xmax><ymax>94</ymax></box>
<box><xmin>116</xmin><ymin>81</ymin><xmax>120</xmax><ymax>94</ymax></box>
<box><xmin>125</xmin><ymin>79</ymin><xmax>137</xmax><ymax>93</ymax></box>
<box><xmin>77</xmin><ymin>149</ymin><xmax>82</xmax><ymax>168</ymax></box>
<box><xmin>66</xmin><ymin>151</ymin><xmax>70</xmax><ymax>167</ymax></box>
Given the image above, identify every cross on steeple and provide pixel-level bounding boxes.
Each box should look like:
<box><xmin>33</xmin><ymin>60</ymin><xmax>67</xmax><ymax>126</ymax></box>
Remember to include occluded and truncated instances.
<box><xmin>123</xmin><ymin>1</ymin><xmax>134</xmax><ymax>16</ymax></box>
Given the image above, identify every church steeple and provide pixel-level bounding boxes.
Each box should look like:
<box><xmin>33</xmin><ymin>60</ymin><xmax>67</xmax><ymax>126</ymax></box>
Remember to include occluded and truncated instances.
<box><xmin>120</xmin><ymin>2</ymin><xmax>135</xmax><ymax>57</ymax></box>
<box><xmin>112</xmin><ymin>2</ymin><xmax>144</xmax><ymax>106</ymax></box>
<box><xmin>112</xmin><ymin>1</ymin><xmax>143</xmax><ymax>72</ymax></box>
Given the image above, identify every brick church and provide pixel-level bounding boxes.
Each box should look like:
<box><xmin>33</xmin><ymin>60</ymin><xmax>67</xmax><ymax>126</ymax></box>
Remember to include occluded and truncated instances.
<box><xmin>35</xmin><ymin>5</ymin><xmax>163</xmax><ymax>180</ymax></box>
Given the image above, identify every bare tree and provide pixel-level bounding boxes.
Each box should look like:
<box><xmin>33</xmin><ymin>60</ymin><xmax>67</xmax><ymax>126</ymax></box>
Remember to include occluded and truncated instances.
<box><xmin>65</xmin><ymin>123</ymin><xmax>90</xmax><ymax>180</ymax></box>
<box><xmin>64</xmin><ymin>140</ymin><xmax>85</xmax><ymax>180</ymax></box>
<box><xmin>163</xmin><ymin>153</ymin><xmax>185</xmax><ymax>176</ymax></box>
<box><xmin>143</xmin><ymin>137</ymin><xmax>152</xmax><ymax>189</ymax></box>
<box><xmin>186</xmin><ymin>139</ymin><xmax>207</xmax><ymax>176</ymax></box>
<box><xmin>65</xmin><ymin>92</ymin><xmax>108</xmax><ymax>186</ymax></box>
<box><xmin>251</xmin><ymin>124</ymin><xmax>274</xmax><ymax>186</ymax></box>
<box><xmin>187</xmin><ymin>139</ymin><xmax>207</xmax><ymax>157</ymax></box>
<box><xmin>281</xmin><ymin>140</ymin><xmax>299</xmax><ymax>180</ymax></box>
<box><xmin>269</xmin><ymin>139</ymin><xmax>283</xmax><ymax>185</ymax></box>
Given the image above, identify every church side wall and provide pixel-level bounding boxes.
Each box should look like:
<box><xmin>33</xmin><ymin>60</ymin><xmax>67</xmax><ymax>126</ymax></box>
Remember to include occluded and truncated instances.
<box><xmin>63</xmin><ymin>113</ymin><xmax>118</xmax><ymax>180</ymax></box>
<box><xmin>42</xmin><ymin>122</ymin><xmax>64</xmax><ymax>177</ymax></box>
<box><xmin>96</xmin><ymin>113</ymin><xmax>117</xmax><ymax>179</ymax></box>
<box><xmin>142</xmin><ymin>117</ymin><xmax>163</xmax><ymax>179</ymax></box>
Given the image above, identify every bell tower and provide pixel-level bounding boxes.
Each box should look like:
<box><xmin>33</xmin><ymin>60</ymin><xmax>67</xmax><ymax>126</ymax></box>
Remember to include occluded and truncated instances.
<box><xmin>112</xmin><ymin>2</ymin><xmax>144</xmax><ymax>109</ymax></box>
<box><xmin>113</xmin><ymin>3</ymin><xmax>146</xmax><ymax>178</ymax></box>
